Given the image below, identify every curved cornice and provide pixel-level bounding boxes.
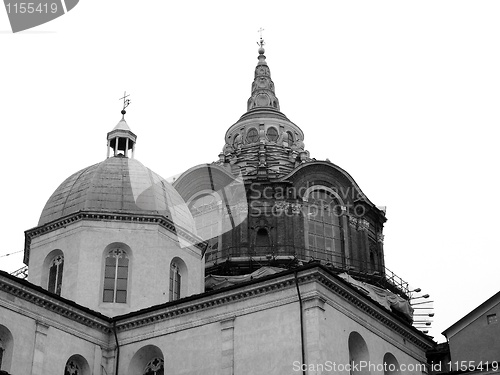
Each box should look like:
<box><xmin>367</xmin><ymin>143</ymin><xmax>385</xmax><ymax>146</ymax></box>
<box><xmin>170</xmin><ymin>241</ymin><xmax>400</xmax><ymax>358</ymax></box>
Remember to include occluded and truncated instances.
<box><xmin>281</xmin><ymin>160</ymin><xmax>385</xmax><ymax>216</ymax></box>
<box><xmin>172</xmin><ymin>163</ymin><xmax>240</xmax><ymax>201</ymax></box>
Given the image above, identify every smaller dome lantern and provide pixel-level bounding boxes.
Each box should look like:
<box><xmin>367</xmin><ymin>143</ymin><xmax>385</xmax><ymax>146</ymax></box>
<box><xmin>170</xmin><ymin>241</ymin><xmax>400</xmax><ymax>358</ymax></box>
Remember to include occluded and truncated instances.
<box><xmin>107</xmin><ymin>92</ymin><xmax>137</xmax><ymax>158</ymax></box>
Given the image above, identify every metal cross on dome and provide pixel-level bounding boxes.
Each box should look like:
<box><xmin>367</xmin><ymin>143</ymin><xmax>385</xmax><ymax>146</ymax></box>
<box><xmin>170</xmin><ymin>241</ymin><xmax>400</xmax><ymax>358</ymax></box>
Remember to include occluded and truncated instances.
<box><xmin>119</xmin><ymin>91</ymin><xmax>131</xmax><ymax>112</ymax></box>
<box><xmin>257</xmin><ymin>27</ymin><xmax>265</xmax><ymax>47</ymax></box>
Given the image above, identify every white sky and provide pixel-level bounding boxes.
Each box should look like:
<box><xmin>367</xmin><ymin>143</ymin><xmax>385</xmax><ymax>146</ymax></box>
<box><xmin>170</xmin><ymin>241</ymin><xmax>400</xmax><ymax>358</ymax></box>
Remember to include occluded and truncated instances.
<box><xmin>1</xmin><ymin>1</ymin><xmax>499</xmax><ymax>342</ymax></box>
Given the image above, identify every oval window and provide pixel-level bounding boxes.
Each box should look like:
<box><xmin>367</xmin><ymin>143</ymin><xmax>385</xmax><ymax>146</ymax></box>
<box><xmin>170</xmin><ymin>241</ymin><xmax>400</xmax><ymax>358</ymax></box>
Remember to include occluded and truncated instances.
<box><xmin>246</xmin><ymin>128</ymin><xmax>259</xmax><ymax>143</ymax></box>
<box><xmin>267</xmin><ymin>127</ymin><xmax>278</xmax><ymax>142</ymax></box>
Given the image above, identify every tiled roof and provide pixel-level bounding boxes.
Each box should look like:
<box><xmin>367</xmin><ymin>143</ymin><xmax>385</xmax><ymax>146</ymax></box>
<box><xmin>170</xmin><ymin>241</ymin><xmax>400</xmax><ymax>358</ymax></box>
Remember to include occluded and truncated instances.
<box><xmin>38</xmin><ymin>156</ymin><xmax>194</xmax><ymax>231</ymax></box>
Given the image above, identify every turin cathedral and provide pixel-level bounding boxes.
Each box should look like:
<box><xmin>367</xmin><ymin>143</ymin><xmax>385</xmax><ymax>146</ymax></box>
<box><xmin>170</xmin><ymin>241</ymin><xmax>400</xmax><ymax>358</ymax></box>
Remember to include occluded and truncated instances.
<box><xmin>0</xmin><ymin>39</ymin><xmax>434</xmax><ymax>375</ymax></box>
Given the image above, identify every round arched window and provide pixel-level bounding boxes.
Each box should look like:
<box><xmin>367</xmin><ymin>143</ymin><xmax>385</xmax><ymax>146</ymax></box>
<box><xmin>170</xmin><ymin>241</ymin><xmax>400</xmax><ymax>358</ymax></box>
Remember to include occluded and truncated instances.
<box><xmin>233</xmin><ymin>133</ymin><xmax>241</xmax><ymax>147</ymax></box>
<box><xmin>65</xmin><ymin>360</ymin><xmax>80</xmax><ymax>375</ymax></box>
<box><xmin>144</xmin><ymin>357</ymin><xmax>164</xmax><ymax>375</ymax></box>
<box><xmin>287</xmin><ymin>131</ymin><xmax>294</xmax><ymax>145</ymax></box>
<box><xmin>306</xmin><ymin>190</ymin><xmax>343</xmax><ymax>264</ymax></box>
<box><xmin>246</xmin><ymin>128</ymin><xmax>259</xmax><ymax>143</ymax></box>
<box><xmin>103</xmin><ymin>248</ymin><xmax>129</xmax><ymax>303</ymax></box>
<box><xmin>266</xmin><ymin>127</ymin><xmax>278</xmax><ymax>142</ymax></box>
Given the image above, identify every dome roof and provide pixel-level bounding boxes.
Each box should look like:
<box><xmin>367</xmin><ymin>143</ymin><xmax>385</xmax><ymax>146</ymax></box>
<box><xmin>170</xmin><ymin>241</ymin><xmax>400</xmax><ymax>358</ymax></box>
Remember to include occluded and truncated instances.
<box><xmin>38</xmin><ymin>156</ymin><xmax>194</xmax><ymax>232</ymax></box>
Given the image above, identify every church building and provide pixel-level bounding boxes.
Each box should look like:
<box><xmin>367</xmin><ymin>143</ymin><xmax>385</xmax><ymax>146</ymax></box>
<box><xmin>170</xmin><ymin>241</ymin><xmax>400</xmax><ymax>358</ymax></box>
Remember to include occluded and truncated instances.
<box><xmin>0</xmin><ymin>38</ymin><xmax>434</xmax><ymax>375</ymax></box>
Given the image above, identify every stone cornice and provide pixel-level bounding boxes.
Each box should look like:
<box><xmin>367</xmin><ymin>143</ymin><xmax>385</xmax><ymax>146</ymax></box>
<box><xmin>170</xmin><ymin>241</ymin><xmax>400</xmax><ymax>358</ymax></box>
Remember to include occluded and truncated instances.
<box><xmin>112</xmin><ymin>266</ymin><xmax>434</xmax><ymax>351</ymax></box>
<box><xmin>0</xmin><ymin>265</ymin><xmax>434</xmax><ymax>352</ymax></box>
<box><xmin>113</xmin><ymin>275</ymin><xmax>298</xmax><ymax>331</ymax></box>
<box><xmin>0</xmin><ymin>271</ymin><xmax>111</xmax><ymax>333</ymax></box>
<box><xmin>312</xmin><ymin>271</ymin><xmax>434</xmax><ymax>350</ymax></box>
<box><xmin>24</xmin><ymin>210</ymin><xmax>206</xmax><ymax>264</ymax></box>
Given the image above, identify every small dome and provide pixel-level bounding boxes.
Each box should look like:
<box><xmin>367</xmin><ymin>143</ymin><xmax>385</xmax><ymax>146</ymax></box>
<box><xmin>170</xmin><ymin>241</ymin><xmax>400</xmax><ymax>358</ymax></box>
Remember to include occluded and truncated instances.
<box><xmin>38</xmin><ymin>157</ymin><xmax>194</xmax><ymax>233</ymax></box>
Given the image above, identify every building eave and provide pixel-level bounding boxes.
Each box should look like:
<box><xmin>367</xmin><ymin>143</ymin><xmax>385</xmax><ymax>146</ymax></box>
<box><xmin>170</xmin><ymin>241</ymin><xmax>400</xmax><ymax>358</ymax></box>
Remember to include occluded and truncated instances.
<box><xmin>1</xmin><ymin>263</ymin><xmax>434</xmax><ymax>350</ymax></box>
<box><xmin>0</xmin><ymin>270</ymin><xmax>112</xmax><ymax>332</ymax></box>
<box><xmin>24</xmin><ymin>210</ymin><xmax>206</xmax><ymax>265</ymax></box>
<box><xmin>442</xmin><ymin>291</ymin><xmax>500</xmax><ymax>339</ymax></box>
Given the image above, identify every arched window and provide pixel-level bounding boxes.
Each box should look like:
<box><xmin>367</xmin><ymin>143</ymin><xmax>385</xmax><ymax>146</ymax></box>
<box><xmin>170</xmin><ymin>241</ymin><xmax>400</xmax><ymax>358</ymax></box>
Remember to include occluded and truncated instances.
<box><xmin>48</xmin><ymin>254</ymin><xmax>64</xmax><ymax>295</ymax></box>
<box><xmin>246</xmin><ymin>128</ymin><xmax>259</xmax><ymax>143</ymax></box>
<box><xmin>169</xmin><ymin>262</ymin><xmax>181</xmax><ymax>301</ymax></box>
<box><xmin>65</xmin><ymin>360</ymin><xmax>80</xmax><ymax>375</ymax></box>
<box><xmin>233</xmin><ymin>133</ymin><xmax>241</xmax><ymax>147</ymax></box>
<box><xmin>0</xmin><ymin>325</ymin><xmax>13</xmax><ymax>373</ymax></box>
<box><xmin>255</xmin><ymin>228</ymin><xmax>270</xmax><ymax>253</ymax></box>
<box><xmin>286</xmin><ymin>131</ymin><xmax>294</xmax><ymax>145</ymax></box>
<box><xmin>0</xmin><ymin>338</ymin><xmax>4</xmax><ymax>370</ymax></box>
<box><xmin>64</xmin><ymin>355</ymin><xmax>90</xmax><ymax>375</ymax></box>
<box><xmin>266</xmin><ymin>127</ymin><xmax>278</xmax><ymax>142</ymax></box>
<box><xmin>103</xmin><ymin>248</ymin><xmax>129</xmax><ymax>303</ymax></box>
<box><xmin>348</xmin><ymin>332</ymin><xmax>370</xmax><ymax>375</ymax></box>
<box><xmin>144</xmin><ymin>357</ymin><xmax>164</xmax><ymax>375</ymax></box>
<box><xmin>128</xmin><ymin>345</ymin><xmax>164</xmax><ymax>375</ymax></box>
<box><xmin>169</xmin><ymin>258</ymin><xmax>187</xmax><ymax>301</ymax></box>
<box><xmin>306</xmin><ymin>189</ymin><xmax>343</xmax><ymax>265</ymax></box>
<box><xmin>383</xmin><ymin>353</ymin><xmax>401</xmax><ymax>375</ymax></box>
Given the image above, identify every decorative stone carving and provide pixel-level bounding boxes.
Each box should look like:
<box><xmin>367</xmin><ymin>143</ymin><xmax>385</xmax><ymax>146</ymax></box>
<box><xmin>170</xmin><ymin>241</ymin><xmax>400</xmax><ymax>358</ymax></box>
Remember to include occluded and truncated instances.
<box><xmin>273</xmin><ymin>201</ymin><xmax>302</xmax><ymax>215</ymax></box>
<box><xmin>233</xmin><ymin>133</ymin><xmax>242</xmax><ymax>149</ymax></box>
<box><xmin>359</xmin><ymin>219</ymin><xmax>370</xmax><ymax>231</ymax></box>
<box><xmin>291</xmin><ymin>137</ymin><xmax>305</xmax><ymax>152</ymax></box>
<box><xmin>223</xmin><ymin>143</ymin><xmax>234</xmax><ymax>155</ymax></box>
<box><xmin>349</xmin><ymin>216</ymin><xmax>358</xmax><ymax>228</ymax></box>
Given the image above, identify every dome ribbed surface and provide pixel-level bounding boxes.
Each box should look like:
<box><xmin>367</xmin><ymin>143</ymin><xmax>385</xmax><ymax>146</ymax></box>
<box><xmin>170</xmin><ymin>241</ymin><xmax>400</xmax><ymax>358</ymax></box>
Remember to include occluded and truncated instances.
<box><xmin>38</xmin><ymin>157</ymin><xmax>193</xmax><ymax>230</ymax></box>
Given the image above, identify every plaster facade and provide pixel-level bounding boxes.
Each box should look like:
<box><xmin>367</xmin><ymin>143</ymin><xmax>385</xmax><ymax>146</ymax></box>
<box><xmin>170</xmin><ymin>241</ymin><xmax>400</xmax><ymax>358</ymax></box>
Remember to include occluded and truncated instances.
<box><xmin>0</xmin><ymin>265</ymin><xmax>433</xmax><ymax>375</ymax></box>
<box><xmin>0</xmin><ymin>40</ymin><xmax>435</xmax><ymax>375</ymax></box>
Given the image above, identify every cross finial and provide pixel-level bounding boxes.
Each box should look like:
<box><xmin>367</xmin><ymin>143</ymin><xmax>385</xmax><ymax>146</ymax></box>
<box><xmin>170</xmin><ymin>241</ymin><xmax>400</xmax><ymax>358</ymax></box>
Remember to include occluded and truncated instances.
<box><xmin>257</xmin><ymin>27</ymin><xmax>265</xmax><ymax>47</ymax></box>
<box><xmin>119</xmin><ymin>91</ymin><xmax>131</xmax><ymax>116</ymax></box>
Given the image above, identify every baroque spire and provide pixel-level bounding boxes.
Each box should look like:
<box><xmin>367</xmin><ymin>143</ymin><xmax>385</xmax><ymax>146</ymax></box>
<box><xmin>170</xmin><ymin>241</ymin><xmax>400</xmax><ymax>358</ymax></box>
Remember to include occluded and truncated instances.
<box><xmin>247</xmin><ymin>34</ymin><xmax>280</xmax><ymax>111</ymax></box>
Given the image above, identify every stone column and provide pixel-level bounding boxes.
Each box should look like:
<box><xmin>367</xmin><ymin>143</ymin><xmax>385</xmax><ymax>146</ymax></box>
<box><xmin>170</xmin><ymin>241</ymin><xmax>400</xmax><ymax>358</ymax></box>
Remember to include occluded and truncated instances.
<box><xmin>92</xmin><ymin>345</ymin><xmax>103</xmax><ymax>375</ymax></box>
<box><xmin>303</xmin><ymin>295</ymin><xmax>326</xmax><ymax>374</ymax></box>
<box><xmin>220</xmin><ymin>316</ymin><xmax>235</xmax><ymax>375</ymax></box>
<box><xmin>30</xmin><ymin>322</ymin><xmax>49</xmax><ymax>375</ymax></box>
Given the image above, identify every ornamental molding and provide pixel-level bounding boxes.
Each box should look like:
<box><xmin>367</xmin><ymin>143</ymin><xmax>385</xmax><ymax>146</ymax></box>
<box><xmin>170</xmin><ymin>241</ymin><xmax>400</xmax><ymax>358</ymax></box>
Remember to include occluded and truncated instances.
<box><xmin>24</xmin><ymin>211</ymin><xmax>207</xmax><ymax>263</ymax></box>
<box><xmin>348</xmin><ymin>216</ymin><xmax>370</xmax><ymax>231</ymax></box>
<box><xmin>114</xmin><ymin>277</ymin><xmax>299</xmax><ymax>332</ymax></box>
<box><xmin>273</xmin><ymin>201</ymin><xmax>302</xmax><ymax>214</ymax></box>
<box><xmin>0</xmin><ymin>266</ymin><xmax>433</xmax><ymax>351</ymax></box>
<box><xmin>349</xmin><ymin>216</ymin><xmax>358</xmax><ymax>228</ymax></box>
<box><xmin>314</xmin><ymin>272</ymin><xmax>434</xmax><ymax>351</ymax></box>
<box><xmin>113</xmin><ymin>268</ymin><xmax>433</xmax><ymax>351</ymax></box>
<box><xmin>0</xmin><ymin>274</ymin><xmax>111</xmax><ymax>334</ymax></box>
<box><xmin>0</xmin><ymin>297</ymin><xmax>108</xmax><ymax>347</ymax></box>
<box><xmin>116</xmin><ymin>293</ymin><xmax>300</xmax><ymax>346</ymax></box>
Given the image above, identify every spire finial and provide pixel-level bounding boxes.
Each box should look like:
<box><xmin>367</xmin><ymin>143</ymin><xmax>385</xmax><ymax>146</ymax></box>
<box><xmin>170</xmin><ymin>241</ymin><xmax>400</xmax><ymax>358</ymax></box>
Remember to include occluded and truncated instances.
<box><xmin>257</xmin><ymin>27</ymin><xmax>265</xmax><ymax>54</ymax></box>
<box><xmin>119</xmin><ymin>91</ymin><xmax>131</xmax><ymax>118</ymax></box>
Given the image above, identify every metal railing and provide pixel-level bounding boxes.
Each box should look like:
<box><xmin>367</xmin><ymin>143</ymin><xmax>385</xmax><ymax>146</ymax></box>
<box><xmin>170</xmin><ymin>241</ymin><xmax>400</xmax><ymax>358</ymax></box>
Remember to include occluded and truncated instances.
<box><xmin>205</xmin><ymin>245</ymin><xmax>410</xmax><ymax>297</ymax></box>
<box><xmin>10</xmin><ymin>265</ymin><xmax>28</xmax><ymax>279</ymax></box>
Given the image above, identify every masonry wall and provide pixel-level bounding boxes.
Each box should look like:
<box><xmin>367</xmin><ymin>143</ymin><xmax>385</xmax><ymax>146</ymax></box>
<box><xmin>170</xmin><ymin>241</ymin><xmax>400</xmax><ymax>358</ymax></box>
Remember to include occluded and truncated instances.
<box><xmin>448</xmin><ymin>301</ymin><xmax>500</xmax><ymax>367</ymax></box>
<box><xmin>0</xmin><ymin>284</ymin><xmax>108</xmax><ymax>375</ymax></box>
<box><xmin>27</xmin><ymin>220</ymin><xmax>204</xmax><ymax>316</ymax></box>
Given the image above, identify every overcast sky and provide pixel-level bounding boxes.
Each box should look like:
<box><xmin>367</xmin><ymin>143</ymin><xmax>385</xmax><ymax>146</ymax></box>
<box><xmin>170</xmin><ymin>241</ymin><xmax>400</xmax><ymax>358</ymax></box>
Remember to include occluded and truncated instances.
<box><xmin>1</xmin><ymin>1</ymin><xmax>499</xmax><ymax>342</ymax></box>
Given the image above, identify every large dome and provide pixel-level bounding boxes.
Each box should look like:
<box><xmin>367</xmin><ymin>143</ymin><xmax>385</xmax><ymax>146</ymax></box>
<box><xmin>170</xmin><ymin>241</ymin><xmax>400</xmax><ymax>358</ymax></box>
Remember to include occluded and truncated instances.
<box><xmin>38</xmin><ymin>156</ymin><xmax>194</xmax><ymax>232</ymax></box>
